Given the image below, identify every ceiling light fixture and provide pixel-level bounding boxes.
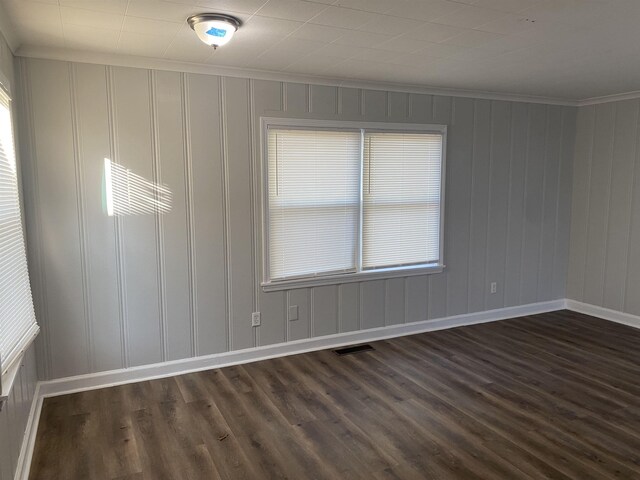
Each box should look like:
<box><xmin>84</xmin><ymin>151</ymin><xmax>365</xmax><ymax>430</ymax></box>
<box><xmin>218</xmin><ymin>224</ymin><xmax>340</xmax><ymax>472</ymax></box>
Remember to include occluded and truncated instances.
<box><xmin>187</xmin><ymin>13</ymin><xmax>241</xmax><ymax>49</ymax></box>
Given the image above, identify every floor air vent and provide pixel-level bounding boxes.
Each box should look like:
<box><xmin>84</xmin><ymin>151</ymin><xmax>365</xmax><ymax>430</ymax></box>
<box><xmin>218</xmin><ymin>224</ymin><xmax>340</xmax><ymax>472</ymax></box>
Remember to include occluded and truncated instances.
<box><xmin>333</xmin><ymin>344</ymin><xmax>374</xmax><ymax>356</ymax></box>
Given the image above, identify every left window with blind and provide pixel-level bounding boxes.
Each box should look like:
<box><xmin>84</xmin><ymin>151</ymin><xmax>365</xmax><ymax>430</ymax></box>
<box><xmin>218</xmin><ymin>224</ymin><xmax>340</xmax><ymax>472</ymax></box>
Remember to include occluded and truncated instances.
<box><xmin>261</xmin><ymin>118</ymin><xmax>446</xmax><ymax>291</ymax></box>
<box><xmin>0</xmin><ymin>83</ymin><xmax>39</xmax><ymax>405</ymax></box>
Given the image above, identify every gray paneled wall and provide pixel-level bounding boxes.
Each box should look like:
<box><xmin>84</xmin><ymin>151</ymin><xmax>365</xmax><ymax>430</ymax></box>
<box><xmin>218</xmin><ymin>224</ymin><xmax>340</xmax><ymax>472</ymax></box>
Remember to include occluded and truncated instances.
<box><xmin>568</xmin><ymin>99</ymin><xmax>640</xmax><ymax>314</ymax></box>
<box><xmin>0</xmin><ymin>32</ymin><xmax>39</xmax><ymax>480</ymax></box>
<box><xmin>17</xmin><ymin>57</ymin><xmax>577</xmax><ymax>380</ymax></box>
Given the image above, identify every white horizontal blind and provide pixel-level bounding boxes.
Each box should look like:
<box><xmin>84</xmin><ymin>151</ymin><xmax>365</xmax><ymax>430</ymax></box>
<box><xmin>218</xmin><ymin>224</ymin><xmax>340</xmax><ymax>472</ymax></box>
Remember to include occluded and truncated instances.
<box><xmin>0</xmin><ymin>89</ymin><xmax>38</xmax><ymax>377</ymax></box>
<box><xmin>267</xmin><ymin>128</ymin><xmax>360</xmax><ymax>280</ymax></box>
<box><xmin>362</xmin><ymin>132</ymin><xmax>442</xmax><ymax>270</ymax></box>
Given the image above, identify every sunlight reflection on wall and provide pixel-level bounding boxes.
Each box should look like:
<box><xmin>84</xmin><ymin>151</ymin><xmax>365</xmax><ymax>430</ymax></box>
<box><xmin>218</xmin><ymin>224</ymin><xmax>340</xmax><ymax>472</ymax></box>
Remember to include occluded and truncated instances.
<box><xmin>104</xmin><ymin>158</ymin><xmax>172</xmax><ymax>216</ymax></box>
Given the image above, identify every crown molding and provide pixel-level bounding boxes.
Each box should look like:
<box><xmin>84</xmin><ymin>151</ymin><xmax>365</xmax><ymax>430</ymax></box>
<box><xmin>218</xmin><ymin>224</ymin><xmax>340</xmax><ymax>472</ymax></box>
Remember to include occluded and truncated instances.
<box><xmin>15</xmin><ymin>44</ymin><xmax>579</xmax><ymax>107</ymax></box>
<box><xmin>577</xmin><ymin>90</ymin><xmax>640</xmax><ymax>107</ymax></box>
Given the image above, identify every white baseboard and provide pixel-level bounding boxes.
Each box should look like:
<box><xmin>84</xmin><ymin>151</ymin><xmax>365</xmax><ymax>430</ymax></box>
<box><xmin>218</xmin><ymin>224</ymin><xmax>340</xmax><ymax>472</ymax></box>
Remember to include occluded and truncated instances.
<box><xmin>565</xmin><ymin>299</ymin><xmax>640</xmax><ymax>329</ymax></box>
<box><xmin>38</xmin><ymin>299</ymin><xmax>565</xmax><ymax>398</ymax></box>
<box><xmin>19</xmin><ymin>298</ymin><xmax>566</xmax><ymax>480</ymax></box>
<box><xmin>14</xmin><ymin>383</ymin><xmax>42</xmax><ymax>480</ymax></box>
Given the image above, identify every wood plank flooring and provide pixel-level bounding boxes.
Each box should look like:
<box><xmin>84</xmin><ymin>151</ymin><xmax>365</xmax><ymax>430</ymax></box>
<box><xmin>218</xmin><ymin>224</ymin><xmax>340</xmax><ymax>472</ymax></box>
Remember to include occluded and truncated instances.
<box><xmin>29</xmin><ymin>310</ymin><xmax>640</xmax><ymax>479</ymax></box>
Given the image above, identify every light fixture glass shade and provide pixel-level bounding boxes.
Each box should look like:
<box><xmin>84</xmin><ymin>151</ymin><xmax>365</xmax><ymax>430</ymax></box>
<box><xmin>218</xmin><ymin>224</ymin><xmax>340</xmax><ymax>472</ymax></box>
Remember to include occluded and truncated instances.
<box><xmin>188</xmin><ymin>14</ymin><xmax>240</xmax><ymax>48</ymax></box>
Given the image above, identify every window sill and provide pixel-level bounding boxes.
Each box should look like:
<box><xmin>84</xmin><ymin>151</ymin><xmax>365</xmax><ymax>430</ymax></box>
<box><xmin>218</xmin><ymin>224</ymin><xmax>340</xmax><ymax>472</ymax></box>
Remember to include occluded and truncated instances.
<box><xmin>0</xmin><ymin>358</ymin><xmax>21</xmax><ymax>410</ymax></box>
<box><xmin>0</xmin><ymin>325</ymin><xmax>39</xmax><ymax>411</ymax></box>
<box><xmin>262</xmin><ymin>264</ymin><xmax>444</xmax><ymax>292</ymax></box>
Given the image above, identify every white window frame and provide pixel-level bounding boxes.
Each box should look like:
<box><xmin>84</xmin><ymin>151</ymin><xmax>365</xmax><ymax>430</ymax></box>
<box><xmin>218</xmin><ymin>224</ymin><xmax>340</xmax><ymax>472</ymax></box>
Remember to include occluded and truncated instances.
<box><xmin>260</xmin><ymin>117</ymin><xmax>447</xmax><ymax>292</ymax></box>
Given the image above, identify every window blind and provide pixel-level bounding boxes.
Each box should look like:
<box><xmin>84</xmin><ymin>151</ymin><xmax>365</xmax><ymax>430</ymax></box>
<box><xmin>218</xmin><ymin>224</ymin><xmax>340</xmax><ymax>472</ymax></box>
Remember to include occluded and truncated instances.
<box><xmin>0</xmin><ymin>88</ymin><xmax>38</xmax><ymax>379</ymax></box>
<box><xmin>362</xmin><ymin>132</ymin><xmax>442</xmax><ymax>270</ymax></box>
<box><xmin>267</xmin><ymin>128</ymin><xmax>360</xmax><ymax>280</ymax></box>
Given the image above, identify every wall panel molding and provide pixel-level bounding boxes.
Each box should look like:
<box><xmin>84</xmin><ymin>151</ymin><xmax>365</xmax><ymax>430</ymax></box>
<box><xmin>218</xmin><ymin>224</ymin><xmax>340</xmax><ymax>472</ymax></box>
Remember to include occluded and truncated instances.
<box><xmin>68</xmin><ymin>62</ymin><xmax>94</xmax><ymax>373</ymax></box>
<box><xmin>219</xmin><ymin>76</ymin><xmax>233</xmax><ymax>351</ymax></box>
<box><xmin>148</xmin><ymin>69</ymin><xmax>168</xmax><ymax>363</ymax></box>
<box><xmin>180</xmin><ymin>72</ymin><xmax>198</xmax><ymax>358</ymax></box>
<box><xmin>105</xmin><ymin>65</ymin><xmax>129</xmax><ymax>370</ymax></box>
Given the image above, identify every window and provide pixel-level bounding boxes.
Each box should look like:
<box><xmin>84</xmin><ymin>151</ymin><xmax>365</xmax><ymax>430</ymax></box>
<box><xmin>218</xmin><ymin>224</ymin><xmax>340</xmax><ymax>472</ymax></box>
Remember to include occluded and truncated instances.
<box><xmin>0</xmin><ymin>83</ymin><xmax>38</xmax><ymax>403</ymax></box>
<box><xmin>261</xmin><ymin>118</ymin><xmax>446</xmax><ymax>291</ymax></box>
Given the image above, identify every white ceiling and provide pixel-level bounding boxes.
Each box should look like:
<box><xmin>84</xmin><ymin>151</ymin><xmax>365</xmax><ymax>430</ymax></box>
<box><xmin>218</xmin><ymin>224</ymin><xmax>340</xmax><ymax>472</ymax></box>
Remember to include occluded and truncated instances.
<box><xmin>2</xmin><ymin>0</ymin><xmax>640</xmax><ymax>101</ymax></box>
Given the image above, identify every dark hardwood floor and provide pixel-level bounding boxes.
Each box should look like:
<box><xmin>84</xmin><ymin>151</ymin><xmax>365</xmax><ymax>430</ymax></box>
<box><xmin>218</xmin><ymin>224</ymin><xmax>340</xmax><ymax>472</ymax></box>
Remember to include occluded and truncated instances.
<box><xmin>29</xmin><ymin>310</ymin><xmax>640</xmax><ymax>479</ymax></box>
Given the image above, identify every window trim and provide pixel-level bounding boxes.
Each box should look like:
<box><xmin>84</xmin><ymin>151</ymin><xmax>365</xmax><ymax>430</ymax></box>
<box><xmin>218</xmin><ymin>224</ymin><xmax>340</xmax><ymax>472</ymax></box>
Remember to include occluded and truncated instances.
<box><xmin>0</xmin><ymin>80</ymin><xmax>40</xmax><ymax>409</ymax></box>
<box><xmin>260</xmin><ymin>117</ymin><xmax>447</xmax><ymax>293</ymax></box>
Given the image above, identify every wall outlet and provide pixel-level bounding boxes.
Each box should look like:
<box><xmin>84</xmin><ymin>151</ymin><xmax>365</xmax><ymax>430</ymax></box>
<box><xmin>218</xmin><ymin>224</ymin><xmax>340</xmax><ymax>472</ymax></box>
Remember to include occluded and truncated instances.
<box><xmin>288</xmin><ymin>305</ymin><xmax>299</xmax><ymax>321</ymax></box>
<box><xmin>490</xmin><ymin>282</ymin><xmax>497</xmax><ymax>294</ymax></box>
<box><xmin>251</xmin><ymin>312</ymin><xmax>261</xmax><ymax>327</ymax></box>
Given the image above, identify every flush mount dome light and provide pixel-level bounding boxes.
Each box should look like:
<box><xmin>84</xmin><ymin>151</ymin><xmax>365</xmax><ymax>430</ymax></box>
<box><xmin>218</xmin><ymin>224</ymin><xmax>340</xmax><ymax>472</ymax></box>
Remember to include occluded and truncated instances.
<box><xmin>187</xmin><ymin>13</ymin><xmax>241</xmax><ymax>49</ymax></box>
